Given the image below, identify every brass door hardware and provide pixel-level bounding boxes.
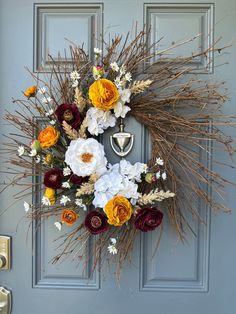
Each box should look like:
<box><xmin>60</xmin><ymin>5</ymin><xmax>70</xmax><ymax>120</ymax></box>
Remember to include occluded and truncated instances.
<box><xmin>0</xmin><ymin>287</ymin><xmax>12</xmax><ymax>314</ymax></box>
<box><xmin>110</xmin><ymin>119</ymin><xmax>134</xmax><ymax>158</ymax></box>
<box><xmin>0</xmin><ymin>236</ymin><xmax>11</xmax><ymax>270</ymax></box>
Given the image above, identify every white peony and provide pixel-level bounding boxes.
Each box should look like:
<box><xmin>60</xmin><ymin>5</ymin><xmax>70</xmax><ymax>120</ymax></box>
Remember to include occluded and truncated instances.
<box><xmin>65</xmin><ymin>138</ymin><xmax>107</xmax><ymax>177</ymax></box>
<box><xmin>86</xmin><ymin>107</ymin><xmax>116</xmax><ymax>135</ymax></box>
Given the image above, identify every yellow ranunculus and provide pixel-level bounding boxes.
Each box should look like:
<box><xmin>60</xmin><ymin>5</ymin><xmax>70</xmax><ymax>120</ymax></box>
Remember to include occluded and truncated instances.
<box><xmin>24</xmin><ymin>85</ymin><xmax>37</xmax><ymax>98</ymax></box>
<box><xmin>38</xmin><ymin>126</ymin><xmax>59</xmax><ymax>150</ymax></box>
<box><xmin>88</xmin><ymin>78</ymin><xmax>119</xmax><ymax>110</ymax></box>
<box><xmin>104</xmin><ymin>196</ymin><xmax>132</xmax><ymax>226</ymax></box>
<box><xmin>44</xmin><ymin>188</ymin><xmax>56</xmax><ymax>205</ymax></box>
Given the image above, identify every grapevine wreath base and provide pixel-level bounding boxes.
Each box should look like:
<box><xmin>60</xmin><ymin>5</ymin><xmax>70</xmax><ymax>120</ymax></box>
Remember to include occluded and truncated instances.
<box><xmin>1</xmin><ymin>29</ymin><xmax>235</xmax><ymax>277</ymax></box>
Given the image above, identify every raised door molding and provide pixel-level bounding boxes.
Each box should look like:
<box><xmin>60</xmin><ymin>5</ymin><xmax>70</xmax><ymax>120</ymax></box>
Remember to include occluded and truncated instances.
<box><xmin>144</xmin><ymin>3</ymin><xmax>214</xmax><ymax>73</ymax></box>
<box><xmin>32</xmin><ymin>118</ymin><xmax>100</xmax><ymax>290</ymax></box>
<box><xmin>140</xmin><ymin>136</ymin><xmax>211</xmax><ymax>292</ymax></box>
<box><xmin>33</xmin><ymin>3</ymin><xmax>103</xmax><ymax>72</ymax></box>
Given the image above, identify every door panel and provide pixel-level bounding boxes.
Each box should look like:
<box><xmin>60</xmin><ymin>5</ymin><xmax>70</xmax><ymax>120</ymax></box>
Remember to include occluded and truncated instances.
<box><xmin>0</xmin><ymin>1</ymin><xmax>236</xmax><ymax>314</ymax></box>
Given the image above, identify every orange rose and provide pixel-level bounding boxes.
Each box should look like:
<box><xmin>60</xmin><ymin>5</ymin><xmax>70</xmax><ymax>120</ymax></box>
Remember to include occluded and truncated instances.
<box><xmin>61</xmin><ymin>209</ymin><xmax>78</xmax><ymax>225</ymax></box>
<box><xmin>89</xmin><ymin>79</ymin><xmax>119</xmax><ymax>110</ymax></box>
<box><xmin>104</xmin><ymin>196</ymin><xmax>132</xmax><ymax>226</ymax></box>
<box><xmin>38</xmin><ymin>126</ymin><xmax>59</xmax><ymax>150</ymax></box>
<box><xmin>24</xmin><ymin>85</ymin><xmax>37</xmax><ymax>98</ymax></box>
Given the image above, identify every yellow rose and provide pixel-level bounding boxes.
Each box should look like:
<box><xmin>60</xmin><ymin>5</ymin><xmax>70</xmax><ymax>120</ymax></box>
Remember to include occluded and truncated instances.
<box><xmin>24</xmin><ymin>85</ymin><xmax>37</xmax><ymax>98</ymax></box>
<box><xmin>104</xmin><ymin>196</ymin><xmax>132</xmax><ymax>226</ymax></box>
<box><xmin>89</xmin><ymin>78</ymin><xmax>119</xmax><ymax>110</ymax></box>
<box><xmin>38</xmin><ymin>126</ymin><xmax>59</xmax><ymax>150</ymax></box>
<box><xmin>44</xmin><ymin>188</ymin><xmax>56</xmax><ymax>205</ymax></box>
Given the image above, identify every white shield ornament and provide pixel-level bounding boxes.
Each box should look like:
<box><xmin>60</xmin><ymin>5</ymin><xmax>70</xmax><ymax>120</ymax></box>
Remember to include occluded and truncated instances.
<box><xmin>110</xmin><ymin>119</ymin><xmax>134</xmax><ymax>158</ymax></box>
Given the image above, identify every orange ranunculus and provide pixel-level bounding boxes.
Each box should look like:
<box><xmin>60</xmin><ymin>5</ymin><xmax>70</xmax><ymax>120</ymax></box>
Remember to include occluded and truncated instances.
<box><xmin>88</xmin><ymin>78</ymin><xmax>119</xmax><ymax>110</ymax></box>
<box><xmin>104</xmin><ymin>196</ymin><xmax>132</xmax><ymax>227</ymax></box>
<box><xmin>61</xmin><ymin>209</ymin><xmax>78</xmax><ymax>225</ymax></box>
<box><xmin>38</xmin><ymin>126</ymin><xmax>59</xmax><ymax>150</ymax></box>
<box><xmin>24</xmin><ymin>85</ymin><xmax>37</xmax><ymax>98</ymax></box>
<box><xmin>44</xmin><ymin>188</ymin><xmax>56</xmax><ymax>205</ymax></box>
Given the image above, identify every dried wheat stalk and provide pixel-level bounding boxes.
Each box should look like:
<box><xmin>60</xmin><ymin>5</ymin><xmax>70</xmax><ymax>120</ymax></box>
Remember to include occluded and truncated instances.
<box><xmin>62</xmin><ymin>121</ymin><xmax>79</xmax><ymax>140</ymax></box>
<box><xmin>74</xmin><ymin>87</ymin><xmax>86</xmax><ymax>112</ymax></box>
<box><xmin>138</xmin><ymin>189</ymin><xmax>175</xmax><ymax>205</ymax></box>
<box><xmin>76</xmin><ymin>182</ymin><xmax>94</xmax><ymax>197</ymax></box>
<box><xmin>129</xmin><ymin>79</ymin><xmax>153</xmax><ymax>94</ymax></box>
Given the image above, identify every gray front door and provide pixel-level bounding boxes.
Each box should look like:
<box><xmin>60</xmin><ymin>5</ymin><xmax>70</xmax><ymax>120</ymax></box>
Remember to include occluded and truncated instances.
<box><xmin>1</xmin><ymin>0</ymin><xmax>236</xmax><ymax>313</ymax></box>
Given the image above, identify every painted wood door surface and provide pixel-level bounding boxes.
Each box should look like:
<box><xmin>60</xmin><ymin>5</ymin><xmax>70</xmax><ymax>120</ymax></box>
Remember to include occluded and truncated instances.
<box><xmin>1</xmin><ymin>0</ymin><xmax>236</xmax><ymax>313</ymax></box>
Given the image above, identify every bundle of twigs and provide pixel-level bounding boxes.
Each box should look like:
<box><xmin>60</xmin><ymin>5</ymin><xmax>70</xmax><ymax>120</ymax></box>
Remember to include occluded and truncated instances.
<box><xmin>1</xmin><ymin>29</ymin><xmax>235</xmax><ymax>278</ymax></box>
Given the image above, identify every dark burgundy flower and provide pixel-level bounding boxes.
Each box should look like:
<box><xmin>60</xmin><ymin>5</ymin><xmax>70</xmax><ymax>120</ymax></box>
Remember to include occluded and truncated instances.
<box><xmin>134</xmin><ymin>207</ymin><xmax>163</xmax><ymax>232</ymax></box>
<box><xmin>85</xmin><ymin>210</ymin><xmax>108</xmax><ymax>235</ymax></box>
<box><xmin>44</xmin><ymin>168</ymin><xmax>63</xmax><ymax>189</ymax></box>
<box><xmin>70</xmin><ymin>174</ymin><xmax>89</xmax><ymax>186</ymax></box>
<box><xmin>55</xmin><ymin>103</ymin><xmax>81</xmax><ymax>130</ymax></box>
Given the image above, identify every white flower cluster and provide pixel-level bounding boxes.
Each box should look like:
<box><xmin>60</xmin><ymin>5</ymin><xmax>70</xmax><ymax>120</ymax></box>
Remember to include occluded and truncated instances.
<box><xmin>85</xmin><ymin>61</ymin><xmax>132</xmax><ymax>136</ymax></box>
<box><xmin>93</xmin><ymin>160</ymin><xmax>147</xmax><ymax>208</ymax></box>
<box><xmin>107</xmin><ymin>238</ymin><xmax>118</xmax><ymax>255</ymax></box>
<box><xmin>85</xmin><ymin>87</ymin><xmax>131</xmax><ymax>136</ymax></box>
<box><xmin>86</xmin><ymin>107</ymin><xmax>116</xmax><ymax>136</ymax></box>
<box><xmin>155</xmin><ymin>157</ymin><xmax>167</xmax><ymax>181</ymax></box>
<box><xmin>70</xmin><ymin>70</ymin><xmax>81</xmax><ymax>88</ymax></box>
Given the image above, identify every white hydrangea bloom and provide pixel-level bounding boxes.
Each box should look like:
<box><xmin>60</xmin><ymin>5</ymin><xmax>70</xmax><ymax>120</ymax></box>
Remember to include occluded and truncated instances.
<box><xmin>93</xmin><ymin>170</ymin><xmax>123</xmax><ymax>208</ymax></box>
<box><xmin>118</xmin><ymin>177</ymin><xmax>140</xmax><ymax>199</ymax></box>
<box><xmin>113</xmin><ymin>88</ymin><xmax>132</xmax><ymax>119</ymax></box>
<box><xmin>119</xmin><ymin>89</ymin><xmax>131</xmax><ymax>103</ymax></box>
<box><xmin>86</xmin><ymin>107</ymin><xmax>116</xmax><ymax>136</ymax></box>
<box><xmin>119</xmin><ymin>159</ymin><xmax>147</xmax><ymax>182</ymax></box>
<box><xmin>93</xmin><ymin>160</ymin><xmax>144</xmax><ymax>208</ymax></box>
<box><xmin>114</xmin><ymin>102</ymin><xmax>131</xmax><ymax>118</ymax></box>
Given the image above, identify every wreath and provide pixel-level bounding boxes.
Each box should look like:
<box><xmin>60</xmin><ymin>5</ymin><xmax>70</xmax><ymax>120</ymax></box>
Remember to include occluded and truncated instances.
<box><xmin>2</xmin><ymin>30</ymin><xmax>235</xmax><ymax>278</ymax></box>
